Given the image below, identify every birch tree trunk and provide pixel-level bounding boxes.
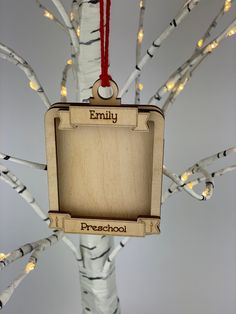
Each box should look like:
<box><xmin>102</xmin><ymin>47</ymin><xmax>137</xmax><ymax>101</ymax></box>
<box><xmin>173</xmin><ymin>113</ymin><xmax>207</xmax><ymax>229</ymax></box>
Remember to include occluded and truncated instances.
<box><xmin>77</xmin><ymin>2</ymin><xmax>120</xmax><ymax>313</ymax></box>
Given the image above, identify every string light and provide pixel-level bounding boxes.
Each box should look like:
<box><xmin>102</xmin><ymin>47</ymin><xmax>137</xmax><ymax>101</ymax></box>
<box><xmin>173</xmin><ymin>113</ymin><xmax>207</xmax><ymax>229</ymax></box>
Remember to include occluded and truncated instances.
<box><xmin>175</xmin><ymin>76</ymin><xmax>188</xmax><ymax>95</ymax></box>
<box><xmin>140</xmin><ymin>0</ymin><xmax>144</xmax><ymax>8</ymax></box>
<box><xmin>224</xmin><ymin>0</ymin><xmax>232</xmax><ymax>12</ymax></box>
<box><xmin>76</xmin><ymin>26</ymin><xmax>80</xmax><ymax>38</ymax></box>
<box><xmin>187</xmin><ymin>182</ymin><xmax>194</xmax><ymax>190</ymax></box>
<box><xmin>197</xmin><ymin>39</ymin><xmax>204</xmax><ymax>48</ymax></box>
<box><xmin>226</xmin><ymin>27</ymin><xmax>236</xmax><ymax>37</ymax></box>
<box><xmin>138</xmin><ymin>29</ymin><xmax>144</xmax><ymax>43</ymax></box>
<box><xmin>43</xmin><ymin>10</ymin><xmax>54</xmax><ymax>20</ymax></box>
<box><xmin>0</xmin><ymin>253</ymin><xmax>8</xmax><ymax>261</ymax></box>
<box><xmin>205</xmin><ymin>40</ymin><xmax>218</xmax><ymax>53</ymax></box>
<box><xmin>67</xmin><ymin>59</ymin><xmax>73</xmax><ymax>65</ymax></box>
<box><xmin>181</xmin><ymin>172</ymin><xmax>189</xmax><ymax>182</ymax></box>
<box><xmin>70</xmin><ymin>12</ymin><xmax>74</xmax><ymax>21</ymax></box>
<box><xmin>138</xmin><ymin>83</ymin><xmax>144</xmax><ymax>91</ymax></box>
<box><xmin>29</xmin><ymin>81</ymin><xmax>39</xmax><ymax>91</ymax></box>
<box><xmin>25</xmin><ymin>262</ymin><xmax>36</xmax><ymax>274</ymax></box>
<box><xmin>61</xmin><ymin>86</ymin><xmax>67</xmax><ymax>97</ymax></box>
<box><xmin>166</xmin><ymin>80</ymin><xmax>175</xmax><ymax>91</ymax></box>
<box><xmin>202</xmin><ymin>188</ymin><xmax>210</xmax><ymax>198</ymax></box>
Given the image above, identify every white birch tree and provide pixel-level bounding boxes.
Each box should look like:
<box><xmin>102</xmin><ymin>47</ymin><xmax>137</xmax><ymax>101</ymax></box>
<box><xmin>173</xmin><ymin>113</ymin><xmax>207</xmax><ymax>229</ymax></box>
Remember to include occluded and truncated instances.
<box><xmin>0</xmin><ymin>0</ymin><xmax>236</xmax><ymax>313</ymax></box>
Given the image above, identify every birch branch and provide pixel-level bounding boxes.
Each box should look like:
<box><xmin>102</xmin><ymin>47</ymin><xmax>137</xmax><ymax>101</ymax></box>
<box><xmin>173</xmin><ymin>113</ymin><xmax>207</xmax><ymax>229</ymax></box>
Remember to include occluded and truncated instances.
<box><xmin>50</xmin><ymin>0</ymin><xmax>79</xmax><ymax>53</ymax></box>
<box><xmin>119</xmin><ymin>0</ymin><xmax>201</xmax><ymax>97</ymax></box>
<box><xmin>60</xmin><ymin>62</ymin><xmax>73</xmax><ymax>101</ymax></box>
<box><xmin>0</xmin><ymin>43</ymin><xmax>50</xmax><ymax>108</ymax></box>
<box><xmin>163</xmin><ymin>146</ymin><xmax>236</xmax><ymax>203</ymax></box>
<box><xmin>35</xmin><ymin>0</ymin><xmax>67</xmax><ymax>31</ymax></box>
<box><xmin>0</xmin><ymin>232</ymin><xmax>63</xmax><ymax>310</ymax></box>
<box><xmin>162</xmin><ymin>165</ymin><xmax>236</xmax><ymax>203</ymax></box>
<box><xmin>163</xmin><ymin>164</ymin><xmax>214</xmax><ymax>201</ymax></box>
<box><xmin>135</xmin><ymin>0</ymin><xmax>146</xmax><ymax>104</ymax></box>
<box><xmin>149</xmin><ymin>17</ymin><xmax>236</xmax><ymax>108</ymax></box>
<box><xmin>0</xmin><ymin>231</ymin><xmax>62</xmax><ymax>271</ymax></box>
<box><xmin>0</xmin><ymin>152</ymin><xmax>47</xmax><ymax>170</ymax></box>
<box><xmin>103</xmin><ymin>237</ymin><xmax>130</xmax><ymax>273</ymax></box>
<box><xmin>0</xmin><ymin>164</ymin><xmax>81</xmax><ymax>261</ymax></box>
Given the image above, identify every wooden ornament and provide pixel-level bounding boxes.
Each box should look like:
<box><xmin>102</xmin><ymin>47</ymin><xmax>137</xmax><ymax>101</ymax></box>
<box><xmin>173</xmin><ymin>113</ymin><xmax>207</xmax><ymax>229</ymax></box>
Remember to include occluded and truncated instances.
<box><xmin>45</xmin><ymin>80</ymin><xmax>165</xmax><ymax>236</ymax></box>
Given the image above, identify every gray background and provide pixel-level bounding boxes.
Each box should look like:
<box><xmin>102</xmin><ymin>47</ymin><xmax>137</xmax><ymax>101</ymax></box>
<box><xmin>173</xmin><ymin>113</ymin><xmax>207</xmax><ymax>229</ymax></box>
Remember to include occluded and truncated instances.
<box><xmin>0</xmin><ymin>0</ymin><xmax>236</xmax><ymax>313</ymax></box>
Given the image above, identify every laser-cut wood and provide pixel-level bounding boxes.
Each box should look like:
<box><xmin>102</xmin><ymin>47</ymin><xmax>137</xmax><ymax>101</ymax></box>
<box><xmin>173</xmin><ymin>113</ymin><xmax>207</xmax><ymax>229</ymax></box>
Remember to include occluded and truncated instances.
<box><xmin>45</xmin><ymin>80</ymin><xmax>164</xmax><ymax>236</ymax></box>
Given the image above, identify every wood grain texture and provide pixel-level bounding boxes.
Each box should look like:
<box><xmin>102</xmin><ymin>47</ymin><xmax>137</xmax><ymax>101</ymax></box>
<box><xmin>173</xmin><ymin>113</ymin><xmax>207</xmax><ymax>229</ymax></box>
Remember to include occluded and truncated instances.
<box><xmin>45</xmin><ymin>103</ymin><xmax>164</xmax><ymax>236</ymax></box>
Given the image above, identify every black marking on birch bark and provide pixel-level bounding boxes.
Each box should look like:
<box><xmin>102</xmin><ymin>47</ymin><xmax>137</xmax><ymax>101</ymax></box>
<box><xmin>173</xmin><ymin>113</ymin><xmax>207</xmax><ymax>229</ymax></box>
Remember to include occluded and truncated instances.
<box><xmin>71</xmin><ymin>53</ymin><xmax>76</xmax><ymax>58</ymax></box>
<box><xmin>83</xmin><ymin>98</ymin><xmax>91</xmax><ymax>103</ymax></box>
<box><xmin>112</xmin><ymin>307</ymin><xmax>119</xmax><ymax>314</ymax></box>
<box><xmin>0</xmin><ymin>300</ymin><xmax>2</xmax><ymax>309</ymax></box>
<box><xmin>154</xmin><ymin>93</ymin><xmax>161</xmax><ymax>101</ymax></box>
<box><xmin>107</xmin><ymin>257</ymin><xmax>111</xmax><ymax>263</ymax></box>
<box><xmin>79</xmin><ymin>0</ymin><xmax>99</xmax><ymax>6</ymax></box>
<box><xmin>83</xmin><ymin>291</ymin><xmax>88</xmax><ymax>294</ymax></box>
<box><xmin>29</xmin><ymin>198</ymin><xmax>35</xmax><ymax>204</ymax></box>
<box><xmin>136</xmin><ymin>65</ymin><xmax>141</xmax><ymax>71</ymax></box>
<box><xmin>152</xmin><ymin>41</ymin><xmax>160</xmax><ymax>48</ymax></box>
<box><xmin>217</xmin><ymin>152</ymin><xmax>220</xmax><ymax>158</ymax></box>
<box><xmin>187</xmin><ymin>3</ymin><xmax>191</xmax><ymax>12</ymax></box>
<box><xmin>90</xmin><ymin>27</ymin><xmax>100</xmax><ymax>34</ymax></box>
<box><xmin>2</xmin><ymin>170</ymin><xmax>9</xmax><ymax>175</ymax></box>
<box><xmin>44</xmin><ymin>217</ymin><xmax>50</xmax><ymax>222</ymax></box>
<box><xmin>101</xmin><ymin>235</ymin><xmax>106</xmax><ymax>239</ymax></box>
<box><xmin>52</xmin><ymin>234</ymin><xmax>58</xmax><ymax>240</ymax></box>
<box><xmin>180</xmin><ymin>183</ymin><xmax>185</xmax><ymax>188</ymax></box>
<box><xmin>3</xmin><ymin>155</ymin><xmax>10</xmax><ymax>160</ymax></box>
<box><xmin>81</xmin><ymin>268</ymin><xmax>114</xmax><ymax>281</ymax></box>
<box><xmin>85</xmin><ymin>308</ymin><xmax>91</xmax><ymax>312</ymax></box>
<box><xmin>80</xmin><ymin>244</ymin><xmax>96</xmax><ymax>250</ymax></box>
<box><xmin>211</xmin><ymin>172</ymin><xmax>215</xmax><ymax>178</ymax></box>
<box><xmin>18</xmin><ymin>186</ymin><xmax>26</xmax><ymax>194</ymax></box>
<box><xmin>80</xmin><ymin>38</ymin><xmax>100</xmax><ymax>46</ymax></box>
<box><xmin>223</xmin><ymin>150</ymin><xmax>227</xmax><ymax>156</ymax></box>
<box><xmin>117</xmin><ymin>297</ymin><xmax>120</xmax><ymax>303</ymax></box>
<box><xmin>172</xmin><ymin>19</ymin><xmax>177</xmax><ymax>27</ymax></box>
<box><xmin>29</xmin><ymin>243</ymin><xmax>34</xmax><ymax>251</ymax></box>
<box><xmin>44</xmin><ymin>165</ymin><xmax>47</xmax><ymax>170</ymax></box>
<box><xmin>147</xmin><ymin>50</ymin><xmax>154</xmax><ymax>58</ymax></box>
<box><xmin>91</xmin><ymin>248</ymin><xmax>110</xmax><ymax>260</ymax></box>
<box><xmin>120</xmin><ymin>241</ymin><xmax>125</xmax><ymax>248</ymax></box>
<box><xmin>46</xmin><ymin>238</ymin><xmax>52</xmax><ymax>245</ymax></box>
<box><xmin>38</xmin><ymin>87</ymin><xmax>44</xmax><ymax>93</ymax></box>
<box><xmin>202</xmin><ymin>195</ymin><xmax>206</xmax><ymax>200</ymax></box>
<box><xmin>77</xmin><ymin>258</ymin><xmax>83</xmax><ymax>262</ymax></box>
<box><xmin>206</xmin><ymin>181</ymin><xmax>214</xmax><ymax>188</ymax></box>
<box><xmin>0</xmin><ymin>260</ymin><xmax>6</xmax><ymax>266</ymax></box>
<box><xmin>19</xmin><ymin>248</ymin><xmax>24</xmax><ymax>257</ymax></box>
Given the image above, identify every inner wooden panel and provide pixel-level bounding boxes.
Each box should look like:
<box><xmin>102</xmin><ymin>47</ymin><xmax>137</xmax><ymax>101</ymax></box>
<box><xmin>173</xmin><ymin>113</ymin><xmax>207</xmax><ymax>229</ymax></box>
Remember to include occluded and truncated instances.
<box><xmin>56</xmin><ymin>120</ymin><xmax>154</xmax><ymax>219</ymax></box>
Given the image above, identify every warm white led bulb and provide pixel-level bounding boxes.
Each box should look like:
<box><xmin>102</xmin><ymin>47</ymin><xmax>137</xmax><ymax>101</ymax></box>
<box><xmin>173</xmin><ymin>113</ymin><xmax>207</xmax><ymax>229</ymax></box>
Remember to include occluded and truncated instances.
<box><xmin>197</xmin><ymin>39</ymin><xmax>204</xmax><ymax>48</ymax></box>
<box><xmin>25</xmin><ymin>262</ymin><xmax>36</xmax><ymax>274</ymax></box>
<box><xmin>138</xmin><ymin>83</ymin><xmax>144</xmax><ymax>91</ymax></box>
<box><xmin>61</xmin><ymin>86</ymin><xmax>67</xmax><ymax>97</ymax></box>
<box><xmin>76</xmin><ymin>26</ymin><xmax>80</xmax><ymax>37</ymax></box>
<box><xmin>166</xmin><ymin>80</ymin><xmax>175</xmax><ymax>91</ymax></box>
<box><xmin>44</xmin><ymin>10</ymin><xmax>54</xmax><ymax>20</ymax></box>
<box><xmin>29</xmin><ymin>81</ymin><xmax>39</xmax><ymax>91</ymax></box>
<box><xmin>224</xmin><ymin>0</ymin><xmax>232</xmax><ymax>12</ymax></box>
<box><xmin>226</xmin><ymin>27</ymin><xmax>236</xmax><ymax>37</ymax></box>
<box><xmin>138</xmin><ymin>29</ymin><xmax>144</xmax><ymax>43</ymax></box>
<box><xmin>181</xmin><ymin>172</ymin><xmax>189</xmax><ymax>182</ymax></box>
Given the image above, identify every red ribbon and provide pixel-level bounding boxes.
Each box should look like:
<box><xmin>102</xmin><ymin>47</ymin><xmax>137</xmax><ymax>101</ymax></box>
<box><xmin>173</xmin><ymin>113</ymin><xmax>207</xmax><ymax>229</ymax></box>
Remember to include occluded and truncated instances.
<box><xmin>99</xmin><ymin>0</ymin><xmax>112</xmax><ymax>87</ymax></box>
